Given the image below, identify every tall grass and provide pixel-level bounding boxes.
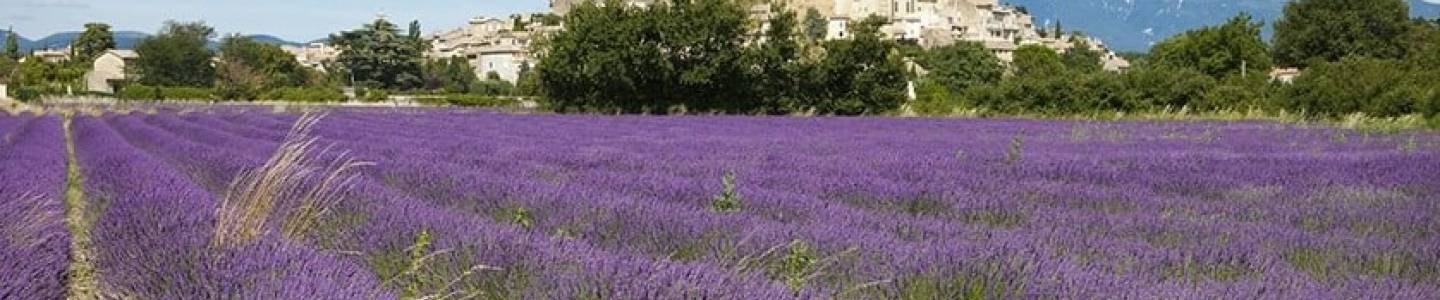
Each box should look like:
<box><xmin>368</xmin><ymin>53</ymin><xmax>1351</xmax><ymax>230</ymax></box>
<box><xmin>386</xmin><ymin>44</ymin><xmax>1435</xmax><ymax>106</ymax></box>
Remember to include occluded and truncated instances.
<box><xmin>943</xmin><ymin>106</ymin><xmax>1436</xmax><ymax>132</ymax></box>
<box><xmin>211</xmin><ymin>113</ymin><xmax>373</xmax><ymax>249</ymax></box>
<box><xmin>1</xmin><ymin>194</ymin><xmax>57</xmax><ymax>248</ymax></box>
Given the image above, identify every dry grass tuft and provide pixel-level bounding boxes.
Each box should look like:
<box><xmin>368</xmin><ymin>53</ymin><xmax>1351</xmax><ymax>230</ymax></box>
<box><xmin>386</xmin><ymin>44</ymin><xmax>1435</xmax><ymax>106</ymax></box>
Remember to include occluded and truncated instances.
<box><xmin>212</xmin><ymin>113</ymin><xmax>373</xmax><ymax>249</ymax></box>
<box><xmin>1</xmin><ymin>194</ymin><xmax>59</xmax><ymax>248</ymax></box>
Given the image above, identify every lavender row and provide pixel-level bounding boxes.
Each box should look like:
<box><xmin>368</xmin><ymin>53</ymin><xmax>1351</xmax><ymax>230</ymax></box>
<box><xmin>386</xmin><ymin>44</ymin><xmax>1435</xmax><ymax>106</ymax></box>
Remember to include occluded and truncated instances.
<box><xmin>160</xmin><ymin>111</ymin><xmax>1428</xmax><ymax>297</ymax></box>
<box><xmin>100</xmin><ymin>112</ymin><xmax>805</xmax><ymax>299</ymax></box>
<box><xmin>0</xmin><ymin>116</ymin><xmax>70</xmax><ymax>299</ymax></box>
<box><xmin>110</xmin><ymin>109</ymin><xmax>1440</xmax><ymax>298</ymax></box>
<box><xmin>72</xmin><ymin>116</ymin><xmax>390</xmax><ymax>299</ymax></box>
<box><xmin>301</xmin><ymin>111</ymin><xmax>1440</xmax><ymax>297</ymax></box>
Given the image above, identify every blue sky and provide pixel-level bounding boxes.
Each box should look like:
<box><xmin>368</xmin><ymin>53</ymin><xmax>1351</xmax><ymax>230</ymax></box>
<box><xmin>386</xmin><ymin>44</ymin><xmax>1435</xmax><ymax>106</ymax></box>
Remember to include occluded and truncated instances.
<box><xmin>1</xmin><ymin>0</ymin><xmax>551</xmax><ymax>40</ymax></box>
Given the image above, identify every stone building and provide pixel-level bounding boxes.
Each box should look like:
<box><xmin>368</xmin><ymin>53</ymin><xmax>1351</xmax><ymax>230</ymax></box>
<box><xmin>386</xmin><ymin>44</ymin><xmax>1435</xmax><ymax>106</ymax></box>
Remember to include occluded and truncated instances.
<box><xmin>84</xmin><ymin>50</ymin><xmax>138</xmax><ymax>94</ymax></box>
<box><xmin>281</xmin><ymin>43</ymin><xmax>341</xmax><ymax>71</ymax></box>
<box><xmin>549</xmin><ymin>0</ymin><xmax>1125</xmax><ymax>67</ymax></box>
<box><xmin>427</xmin><ymin>16</ymin><xmax>550</xmax><ymax>83</ymax></box>
<box><xmin>23</xmin><ymin>48</ymin><xmax>71</xmax><ymax>63</ymax></box>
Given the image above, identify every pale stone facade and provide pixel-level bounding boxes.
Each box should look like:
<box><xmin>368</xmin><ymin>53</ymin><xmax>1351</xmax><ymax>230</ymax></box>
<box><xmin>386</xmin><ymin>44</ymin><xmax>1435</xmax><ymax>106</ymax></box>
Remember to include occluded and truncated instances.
<box><xmin>551</xmin><ymin>0</ymin><xmax>660</xmax><ymax>16</ymax></box>
<box><xmin>427</xmin><ymin>16</ymin><xmax>546</xmax><ymax>83</ymax></box>
<box><xmin>84</xmin><ymin>50</ymin><xmax>138</xmax><ymax>94</ymax></box>
<box><xmin>281</xmin><ymin>43</ymin><xmax>341</xmax><ymax>71</ymax></box>
<box><xmin>24</xmin><ymin>48</ymin><xmax>71</xmax><ymax>63</ymax></box>
<box><xmin>1269</xmin><ymin>68</ymin><xmax>1302</xmax><ymax>84</ymax></box>
<box><xmin>550</xmin><ymin>0</ymin><xmax>1123</xmax><ymax>66</ymax></box>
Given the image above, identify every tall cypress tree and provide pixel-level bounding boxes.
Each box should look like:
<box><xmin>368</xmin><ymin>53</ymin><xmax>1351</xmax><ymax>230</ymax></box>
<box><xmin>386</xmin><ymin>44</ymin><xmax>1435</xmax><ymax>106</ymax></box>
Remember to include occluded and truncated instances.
<box><xmin>3</xmin><ymin>27</ymin><xmax>18</xmax><ymax>60</ymax></box>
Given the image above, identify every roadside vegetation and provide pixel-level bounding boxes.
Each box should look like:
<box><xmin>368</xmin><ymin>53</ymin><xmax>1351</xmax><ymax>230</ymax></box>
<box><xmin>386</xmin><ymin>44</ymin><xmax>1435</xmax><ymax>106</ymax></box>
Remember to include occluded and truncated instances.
<box><xmin>2</xmin><ymin>0</ymin><xmax>1437</xmax><ymax>126</ymax></box>
<box><xmin>532</xmin><ymin>0</ymin><xmax>1440</xmax><ymax>129</ymax></box>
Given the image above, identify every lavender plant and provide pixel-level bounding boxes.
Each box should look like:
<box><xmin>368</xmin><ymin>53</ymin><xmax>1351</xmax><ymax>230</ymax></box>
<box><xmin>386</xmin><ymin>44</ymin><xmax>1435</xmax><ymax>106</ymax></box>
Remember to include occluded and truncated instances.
<box><xmin>9</xmin><ymin>108</ymin><xmax>1433</xmax><ymax>299</ymax></box>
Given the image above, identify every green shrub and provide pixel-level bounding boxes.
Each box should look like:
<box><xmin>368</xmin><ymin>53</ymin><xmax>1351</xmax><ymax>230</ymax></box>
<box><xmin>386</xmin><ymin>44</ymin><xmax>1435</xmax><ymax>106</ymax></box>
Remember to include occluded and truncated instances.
<box><xmin>13</xmin><ymin>86</ymin><xmax>41</xmax><ymax>102</ymax></box>
<box><xmin>710</xmin><ymin>172</ymin><xmax>742</xmax><ymax>213</ymax></box>
<box><xmin>161</xmin><ymin>87</ymin><xmax>214</xmax><ymax>100</ymax></box>
<box><xmin>119</xmin><ymin>85</ymin><xmax>163</xmax><ymax>100</ymax></box>
<box><xmin>911</xmin><ymin>79</ymin><xmax>961</xmax><ymax>115</ymax></box>
<box><xmin>260</xmin><ymin>87</ymin><xmax>347</xmax><ymax>103</ymax></box>
<box><xmin>117</xmin><ymin>85</ymin><xmax>215</xmax><ymax>101</ymax></box>
<box><xmin>468</xmin><ymin>80</ymin><xmax>514</xmax><ymax>96</ymax></box>
<box><xmin>443</xmin><ymin>94</ymin><xmax>517</xmax><ymax>107</ymax></box>
<box><xmin>1118</xmin><ymin>64</ymin><xmax>1217</xmax><ymax>111</ymax></box>
<box><xmin>1281</xmin><ymin>57</ymin><xmax>1432</xmax><ymax>118</ymax></box>
<box><xmin>362</xmin><ymin>89</ymin><xmax>390</xmax><ymax>102</ymax></box>
<box><xmin>1198</xmin><ymin>75</ymin><xmax>1277</xmax><ymax>112</ymax></box>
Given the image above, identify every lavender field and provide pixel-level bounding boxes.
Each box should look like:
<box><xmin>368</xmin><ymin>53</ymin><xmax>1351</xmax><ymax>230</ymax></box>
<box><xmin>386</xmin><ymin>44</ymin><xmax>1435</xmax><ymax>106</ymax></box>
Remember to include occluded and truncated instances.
<box><xmin>2</xmin><ymin>109</ymin><xmax>1439</xmax><ymax>299</ymax></box>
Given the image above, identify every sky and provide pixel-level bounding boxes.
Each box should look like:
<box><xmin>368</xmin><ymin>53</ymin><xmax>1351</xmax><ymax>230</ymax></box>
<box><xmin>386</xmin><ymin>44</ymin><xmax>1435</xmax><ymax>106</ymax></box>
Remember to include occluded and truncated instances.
<box><xmin>1</xmin><ymin>0</ymin><xmax>551</xmax><ymax>41</ymax></box>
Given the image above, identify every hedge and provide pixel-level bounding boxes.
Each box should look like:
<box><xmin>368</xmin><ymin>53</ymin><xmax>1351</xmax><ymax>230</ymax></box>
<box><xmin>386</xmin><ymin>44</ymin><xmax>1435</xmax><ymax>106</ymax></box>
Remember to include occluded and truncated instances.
<box><xmin>442</xmin><ymin>94</ymin><xmax>518</xmax><ymax>107</ymax></box>
<box><xmin>119</xmin><ymin>85</ymin><xmax>215</xmax><ymax>101</ymax></box>
<box><xmin>259</xmin><ymin>87</ymin><xmax>347</xmax><ymax>103</ymax></box>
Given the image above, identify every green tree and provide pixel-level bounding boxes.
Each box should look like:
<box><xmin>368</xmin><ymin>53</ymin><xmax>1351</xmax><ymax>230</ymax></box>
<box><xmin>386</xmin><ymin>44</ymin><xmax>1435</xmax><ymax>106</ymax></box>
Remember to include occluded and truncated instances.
<box><xmin>0</xmin><ymin>56</ymin><xmax>15</xmax><ymax>83</ymax></box>
<box><xmin>1272</xmin><ymin>0</ymin><xmax>1412</xmax><ymax>67</ymax></box>
<box><xmin>5</xmin><ymin>27</ymin><xmax>21</xmax><ymax>60</ymax></box>
<box><xmin>1060</xmin><ymin>39</ymin><xmax>1104</xmax><ymax>74</ymax></box>
<box><xmin>512</xmin><ymin>16</ymin><xmax>528</xmax><ymax>32</ymax></box>
<box><xmin>407</xmin><ymin>20</ymin><xmax>429</xmax><ymax>52</ymax></box>
<box><xmin>539</xmin><ymin>0</ymin><xmax>655</xmax><ymax>112</ymax></box>
<box><xmin>910</xmin><ymin>79</ymin><xmax>955</xmax><ymax>114</ymax></box>
<box><xmin>70</xmin><ymin>23</ymin><xmax>116</xmax><ymax>62</ymax></box>
<box><xmin>751</xmin><ymin>2</ymin><xmax>805</xmax><ymax>113</ymax></box>
<box><xmin>331</xmin><ymin>18</ymin><xmax>426</xmax><ymax>90</ymax></box>
<box><xmin>13</xmin><ymin>58</ymin><xmax>57</xmax><ymax>86</ymax></box>
<box><xmin>539</xmin><ymin>0</ymin><xmax>752</xmax><ymax>113</ymax></box>
<box><xmin>1283</xmin><ymin>57</ymin><xmax>1436</xmax><ymax>117</ymax></box>
<box><xmin>1151</xmin><ymin>13</ymin><xmax>1271</xmax><ymax>78</ymax></box>
<box><xmin>1403</xmin><ymin>19</ymin><xmax>1440</xmax><ymax>67</ymax></box>
<box><xmin>660</xmin><ymin>0</ymin><xmax>753</xmax><ymax>111</ymax></box>
<box><xmin>216</xmin><ymin>35</ymin><xmax>312</xmax><ymax>100</ymax></box>
<box><xmin>804</xmin><ymin>16</ymin><xmax>908</xmax><ymax>115</ymax></box>
<box><xmin>1117</xmin><ymin>64</ymin><xmax>1216</xmax><ymax>111</ymax></box>
<box><xmin>802</xmin><ymin>8</ymin><xmax>828</xmax><ymax>41</ymax></box>
<box><xmin>421</xmin><ymin>56</ymin><xmax>478</xmax><ymax>93</ymax></box>
<box><xmin>134</xmin><ymin>21</ymin><xmax>217</xmax><ymax>87</ymax></box>
<box><xmin>916</xmin><ymin>41</ymin><xmax>1003</xmax><ymax>92</ymax></box>
<box><xmin>11</xmin><ymin>57</ymin><xmax>87</xmax><ymax>94</ymax></box>
<box><xmin>515</xmin><ymin>62</ymin><xmax>540</xmax><ymax>96</ymax></box>
<box><xmin>1011</xmin><ymin>45</ymin><xmax>1064</xmax><ymax>78</ymax></box>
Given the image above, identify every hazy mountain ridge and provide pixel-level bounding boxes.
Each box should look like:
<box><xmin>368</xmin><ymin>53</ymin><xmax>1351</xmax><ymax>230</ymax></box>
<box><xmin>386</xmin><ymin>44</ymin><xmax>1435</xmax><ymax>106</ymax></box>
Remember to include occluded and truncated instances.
<box><xmin>1010</xmin><ymin>0</ymin><xmax>1440</xmax><ymax>51</ymax></box>
<box><xmin>0</xmin><ymin>31</ymin><xmax>304</xmax><ymax>52</ymax></box>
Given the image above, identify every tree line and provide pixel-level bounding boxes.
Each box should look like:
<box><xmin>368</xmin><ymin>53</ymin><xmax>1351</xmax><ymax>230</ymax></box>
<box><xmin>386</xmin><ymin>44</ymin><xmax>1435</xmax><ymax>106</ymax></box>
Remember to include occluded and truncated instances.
<box><xmin>533</xmin><ymin>0</ymin><xmax>1440</xmax><ymax>125</ymax></box>
<box><xmin>0</xmin><ymin>18</ymin><xmax>533</xmax><ymax>104</ymax></box>
<box><xmin>537</xmin><ymin>0</ymin><xmax>907</xmax><ymax>115</ymax></box>
<box><xmin>2</xmin><ymin>0</ymin><xmax>1434</xmax><ymax>122</ymax></box>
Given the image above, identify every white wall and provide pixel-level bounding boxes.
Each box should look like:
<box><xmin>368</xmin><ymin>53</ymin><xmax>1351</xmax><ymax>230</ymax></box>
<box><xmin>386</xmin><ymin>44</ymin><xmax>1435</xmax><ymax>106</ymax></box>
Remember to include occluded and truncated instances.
<box><xmin>827</xmin><ymin>19</ymin><xmax>849</xmax><ymax>39</ymax></box>
<box><xmin>86</xmin><ymin>54</ymin><xmax>129</xmax><ymax>94</ymax></box>
<box><xmin>475</xmin><ymin>52</ymin><xmax>531</xmax><ymax>83</ymax></box>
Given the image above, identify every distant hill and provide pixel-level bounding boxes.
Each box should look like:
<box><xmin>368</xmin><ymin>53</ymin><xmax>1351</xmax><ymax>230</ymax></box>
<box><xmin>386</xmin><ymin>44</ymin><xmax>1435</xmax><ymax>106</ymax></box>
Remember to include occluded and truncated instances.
<box><xmin>1009</xmin><ymin>0</ymin><xmax>1440</xmax><ymax>52</ymax></box>
<box><xmin>0</xmin><ymin>31</ymin><xmax>34</xmax><ymax>51</ymax></box>
<box><xmin>0</xmin><ymin>31</ymin><xmax>306</xmax><ymax>52</ymax></box>
<box><xmin>244</xmin><ymin>34</ymin><xmax>305</xmax><ymax>47</ymax></box>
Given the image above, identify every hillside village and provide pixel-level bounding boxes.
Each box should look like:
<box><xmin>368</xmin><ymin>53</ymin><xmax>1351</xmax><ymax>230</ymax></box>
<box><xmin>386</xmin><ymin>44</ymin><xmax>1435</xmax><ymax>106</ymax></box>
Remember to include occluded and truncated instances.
<box><xmin>4</xmin><ymin>0</ymin><xmax>1130</xmax><ymax>101</ymax></box>
<box><xmin>415</xmin><ymin>0</ymin><xmax>1132</xmax><ymax>85</ymax></box>
<box><xmin>271</xmin><ymin>0</ymin><xmax>1132</xmax><ymax>92</ymax></box>
<box><xmin>3</xmin><ymin>0</ymin><xmax>1434</xmax><ymax>122</ymax></box>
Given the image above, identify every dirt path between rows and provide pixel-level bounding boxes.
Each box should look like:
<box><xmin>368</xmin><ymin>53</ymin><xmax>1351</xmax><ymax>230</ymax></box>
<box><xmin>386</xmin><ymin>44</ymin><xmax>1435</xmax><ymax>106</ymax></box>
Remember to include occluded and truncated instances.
<box><xmin>63</xmin><ymin>113</ymin><xmax>99</xmax><ymax>300</ymax></box>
